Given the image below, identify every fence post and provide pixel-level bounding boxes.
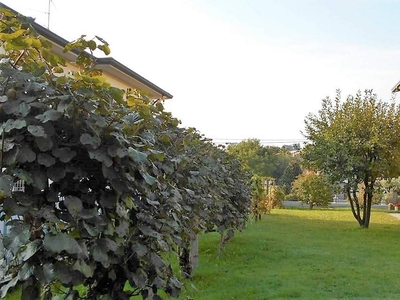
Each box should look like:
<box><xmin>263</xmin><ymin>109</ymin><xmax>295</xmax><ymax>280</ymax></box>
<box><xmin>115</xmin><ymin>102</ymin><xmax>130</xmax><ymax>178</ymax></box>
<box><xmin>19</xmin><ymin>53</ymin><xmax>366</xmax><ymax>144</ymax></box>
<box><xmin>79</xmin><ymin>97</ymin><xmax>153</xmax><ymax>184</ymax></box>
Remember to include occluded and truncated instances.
<box><xmin>190</xmin><ymin>234</ymin><xmax>198</xmax><ymax>269</ymax></box>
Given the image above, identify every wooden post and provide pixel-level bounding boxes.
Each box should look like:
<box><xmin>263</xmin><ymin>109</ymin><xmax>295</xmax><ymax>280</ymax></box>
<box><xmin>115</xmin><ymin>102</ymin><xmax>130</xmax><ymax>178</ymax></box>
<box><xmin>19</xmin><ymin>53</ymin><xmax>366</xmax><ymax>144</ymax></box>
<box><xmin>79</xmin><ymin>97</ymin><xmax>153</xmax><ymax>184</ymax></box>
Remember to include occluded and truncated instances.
<box><xmin>190</xmin><ymin>235</ymin><xmax>198</xmax><ymax>269</ymax></box>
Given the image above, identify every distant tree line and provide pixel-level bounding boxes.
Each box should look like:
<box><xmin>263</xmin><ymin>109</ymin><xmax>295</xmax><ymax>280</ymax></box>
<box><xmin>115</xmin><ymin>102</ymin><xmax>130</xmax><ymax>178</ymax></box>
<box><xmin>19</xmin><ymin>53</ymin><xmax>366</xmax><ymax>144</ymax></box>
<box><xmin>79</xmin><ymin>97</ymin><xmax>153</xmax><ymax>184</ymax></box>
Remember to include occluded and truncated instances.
<box><xmin>227</xmin><ymin>139</ymin><xmax>302</xmax><ymax>195</ymax></box>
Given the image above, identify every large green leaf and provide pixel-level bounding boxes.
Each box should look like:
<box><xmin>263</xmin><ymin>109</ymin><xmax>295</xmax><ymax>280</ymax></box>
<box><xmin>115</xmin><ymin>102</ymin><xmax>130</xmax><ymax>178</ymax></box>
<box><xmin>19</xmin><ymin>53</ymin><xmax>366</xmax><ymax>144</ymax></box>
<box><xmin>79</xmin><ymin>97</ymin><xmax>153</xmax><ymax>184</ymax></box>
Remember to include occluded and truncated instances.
<box><xmin>91</xmin><ymin>245</ymin><xmax>109</xmax><ymax>267</ymax></box>
<box><xmin>88</xmin><ymin>149</ymin><xmax>113</xmax><ymax>167</ymax></box>
<box><xmin>57</xmin><ymin>97</ymin><xmax>72</xmax><ymax>112</ymax></box>
<box><xmin>0</xmin><ymin>276</ymin><xmax>18</xmax><ymax>298</ymax></box>
<box><xmin>149</xmin><ymin>149</ymin><xmax>165</xmax><ymax>161</ymax></box>
<box><xmin>137</xmin><ymin>225</ymin><xmax>161</xmax><ymax>239</ymax></box>
<box><xmin>36</xmin><ymin>109</ymin><xmax>63</xmax><ymax>123</ymax></box>
<box><xmin>109</xmin><ymin>87</ymin><xmax>123</xmax><ymax>103</ymax></box>
<box><xmin>18</xmin><ymin>262</ymin><xmax>35</xmax><ymax>281</ymax></box>
<box><xmin>115</xmin><ymin>220</ymin><xmax>129</xmax><ymax>237</ymax></box>
<box><xmin>36</xmin><ymin>206</ymin><xmax>59</xmax><ymax>223</ymax></box>
<box><xmin>131</xmin><ymin>272</ymin><xmax>147</xmax><ymax>289</ymax></box>
<box><xmin>0</xmin><ymin>174</ymin><xmax>13</xmax><ymax>197</ymax></box>
<box><xmin>83</xmin><ymin>221</ymin><xmax>99</xmax><ymax>237</ymax></box>
<box><xmin>27</xmin><ymin>125</ymin><xmax>46</xmax><ymax>137</ymax></box>
<box><xmin>141</xmin><ymin>130</ymin><xmax>155</xmax><ymax>144</ymax></box>
<box><xmin>53</xmin><ymin>262</ymin><xmax>73</xmax><ymax>284</ymax></box>
<box><xmin>19</xmin><ymin>94</ymin><xmax>36</xmax><ymax>103</ymax></box>
<box><xmin>19</xmin><ymin>240</ymin><xmax>41</xmax><ymax>262</ymax></box>
<box><xmin>2</xmin><ymin>119</ymin><xmax>26</xmax><ymax>133</ymax></box>
<box><xmin>52</xmin><ymin>147</ymin><xmax>77</xmax><ymax>163</ymax></box>
<box><xmin>14</xmin><ymin>169</ymin><xmax>33</xmax><ymax>184</ymax></box>
<box><xmin>3</xmin><ymin>99</ymin><xmax>22</xmax><ymax>115</ymax></box>
<box><xmin>93</xmin><ymin>115</ymin><xmax>108</xmax><ymax>128</ymax></box>
<box><xmin>37</xmin><ymin>263</ymin><xmax>55</xmax><ymax>284</ymax></box>
<box><xmin>141</xmin><ymin>171</ymin><xmax>156</xmax><ymax>185</ymax></box>
<box><xmin>132</xmin><ymin>243</ymin><xmax>148</xmax><ymax>257</ymax></box>
<box><xmin>2</xmin><ymin>138</ymin><xmax>16</xmax><ymax>152</ymax></box>
<box><xmin>107</xmin><ymin>144</ymin><xmax>128</xmax><ymax>158</ymax></box>
<box><xmin>64</xmin><ymin>196</ymin><xmax>83</xmax><ymax>217</ymax></box>
<box><xmin>15</xmin><ymin>102</ymin><xmax>30</xmax><ymax>118</ymax></box>
<box><xmin>35</xmin><ymin>136</ymin><xmax>54</xmax><ymax>152</ymax></box>
<box><xmin>17</xmin><ymin>144</ymin><xmax>36</xmax><ymax>163</ymax></box>
<box><xmin>101</xmin><ymin>238</ymin><xmax>119</xmax><ymax>252</ymax></box>
<box><xmin>98</xmin><ymin>44</ymin><xmax>111</xmax><ymax>56</ymax></box>
<box><xmin>72</xmin><ymin>259</ymin><xmax>94</xmax><ymax>277</ymax></box>
<box><xmin>102</xmin><ymin>164</ymin><xmax>117</xmax><ymax>180</ymax></box>
<box><xmin>77</xmin><ymin>208</ymin><xmax>99</xmax><ymax>220</ymax></box>
<box><xmin>43</xmin><ymin>233</ymin><xmax>82</xmax><ymax>254</ymax></box>
<box><xmin>80</xmin><ymin>133</ymin><xmax>101</xmax><ymax>149</ymax></box>
<box><xmin>47</xmin><ymin>165</ymin><xmax>66</xmax><ymax>181</ymax></box>
<box><xmin>37</xmin><ymin>153</ymin><xmax>56</xmax><ymax>167</ymax></box>
<box><xmin>4</xmin><ymin>223</ymin><xmax>30</xmax><ymax>253</ymax></box>
<box><xmin>3</xmin><ymin>146</ymin><xmax>19</xmax><ymax>166</ymax></box>
<box><xmin>4</xmin><ymin>197</ymin><xmax>29</xmax><ymax>215</ymax></box>
<box><xmin>128</xmin><ymin>147</ymin><xmax>148</xmax><ymax>164</ymax></box>
<box><xmin>31</xmin><ymin>169</ymin><xmax>47</xmax><ymax>190</ymax></box>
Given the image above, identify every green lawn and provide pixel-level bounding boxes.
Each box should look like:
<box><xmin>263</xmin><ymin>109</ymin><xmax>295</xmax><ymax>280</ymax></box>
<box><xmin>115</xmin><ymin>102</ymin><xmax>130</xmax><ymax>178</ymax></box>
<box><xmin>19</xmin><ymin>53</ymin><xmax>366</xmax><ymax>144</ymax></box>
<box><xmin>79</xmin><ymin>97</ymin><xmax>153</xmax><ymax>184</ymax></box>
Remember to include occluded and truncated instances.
<box><xmin>4</xmin><ymin>208</ymin><xmax>400</xmax><ymax>299</ymax></box>
<box><xmin>180</xmin><ymin>208</ymin><xmax>400</xmax><ymax>300</ymax></box>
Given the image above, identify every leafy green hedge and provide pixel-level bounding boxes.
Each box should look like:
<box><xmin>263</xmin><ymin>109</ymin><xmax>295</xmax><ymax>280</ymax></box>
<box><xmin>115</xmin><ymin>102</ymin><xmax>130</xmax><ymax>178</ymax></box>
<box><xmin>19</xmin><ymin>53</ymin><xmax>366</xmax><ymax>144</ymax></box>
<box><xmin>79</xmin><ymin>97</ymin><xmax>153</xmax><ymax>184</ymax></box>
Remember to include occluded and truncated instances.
<box><xmin>0</xmin><ymin>8</ymin><xmax>250</xmax><ymax>300</ymax></box>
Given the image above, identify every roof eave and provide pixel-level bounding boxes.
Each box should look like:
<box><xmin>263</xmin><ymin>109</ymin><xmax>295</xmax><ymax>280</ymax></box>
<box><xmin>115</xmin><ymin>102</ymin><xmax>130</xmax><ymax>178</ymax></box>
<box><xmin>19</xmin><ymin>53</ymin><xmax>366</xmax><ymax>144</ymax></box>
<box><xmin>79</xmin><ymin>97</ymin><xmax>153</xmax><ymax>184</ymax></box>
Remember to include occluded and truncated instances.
<box><xmin>96</xmin><ymin>57</ymin><xmax>173</xmax><ymax>99</ymax></box>
<box><xmin>392</xmin><ymin>80</ymin><xmax>400</xmax><ymax>93</ymax></box>
<box><xmin>0</xmin><ymin>2</ymin><xmax>173</xmax><ymax>100</ymax></box>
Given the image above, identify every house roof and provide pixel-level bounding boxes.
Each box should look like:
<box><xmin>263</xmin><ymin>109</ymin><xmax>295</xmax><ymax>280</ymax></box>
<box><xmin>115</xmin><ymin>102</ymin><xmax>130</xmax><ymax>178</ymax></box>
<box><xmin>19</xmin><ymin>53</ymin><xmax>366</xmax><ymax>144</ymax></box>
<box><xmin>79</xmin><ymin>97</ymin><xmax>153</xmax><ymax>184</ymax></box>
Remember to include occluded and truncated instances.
<box><xmin>0</xmin><ymin>3</ymin><xmax>173</xmax><ymax>99</ymax></box>
<box><xmin>392</xmin><ymin>80</ymin><xmax>400</xmax><ymax>93</ymax></box>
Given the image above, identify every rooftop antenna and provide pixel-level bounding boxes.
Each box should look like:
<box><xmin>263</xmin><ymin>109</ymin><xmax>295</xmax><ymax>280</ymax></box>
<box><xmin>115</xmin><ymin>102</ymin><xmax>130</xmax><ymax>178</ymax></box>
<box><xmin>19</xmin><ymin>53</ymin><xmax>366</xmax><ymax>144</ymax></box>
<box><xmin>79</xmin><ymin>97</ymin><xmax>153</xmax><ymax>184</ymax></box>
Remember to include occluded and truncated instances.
<box><xmin>47</xmin><ymin>0</ymin><xmax>50</xmax><ymax>29</ymax></box>
<box><xmin>46</xmin><ymin>0</ymin><xmax>55</xmax><ymax>29</ymax></box>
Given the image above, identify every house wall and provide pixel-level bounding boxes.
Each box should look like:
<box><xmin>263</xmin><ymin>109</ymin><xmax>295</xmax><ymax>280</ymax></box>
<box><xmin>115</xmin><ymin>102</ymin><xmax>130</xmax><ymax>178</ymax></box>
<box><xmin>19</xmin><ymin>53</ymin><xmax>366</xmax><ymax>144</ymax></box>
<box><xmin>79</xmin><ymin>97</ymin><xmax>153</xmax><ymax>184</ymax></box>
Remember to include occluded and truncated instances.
<box><xmin>51</xmin><ymin>44</ymin><xmax>161</xmax><ymax>98</ymax></box>
<box><xmin>60</xmin><ymin>62</ymin><xmax>144</xmax><ymax>97</ymax></box>
<box><xmin>60</xmin><ymin>62</ymin><xmax>128</xmax><ymax>90</ymax></box>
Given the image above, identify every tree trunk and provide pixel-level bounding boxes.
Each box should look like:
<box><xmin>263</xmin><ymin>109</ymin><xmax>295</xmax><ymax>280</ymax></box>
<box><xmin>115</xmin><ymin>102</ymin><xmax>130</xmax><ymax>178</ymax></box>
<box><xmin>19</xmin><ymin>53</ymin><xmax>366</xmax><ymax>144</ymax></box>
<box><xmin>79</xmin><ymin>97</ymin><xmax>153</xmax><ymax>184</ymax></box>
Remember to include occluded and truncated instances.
<box><xmin>254</xmin><ymin>203</ymin><xmax>259</xmax><ymax>222</ymax></box>
<box><xmin>347</xmin><ymin>187</ymin><xmax>363</xmax><ymax>227</ymax></box>
<box><xmin>179</xmin><ymin>244</ymin><xmax>192</xmax><ymax>278</ymax></box>
<box><xmin>362</xmin><ymin>182</ymin><xmax>374</xmax><ymax>228</ymax></box>
<box><xmin>218</xmin><ymin>233</ymin><xmax>228</xmax><ymax>258</ymax></box>
<box><xmin>362</xmin><ymin>193</ymin><xmax>372</xmax><ymax>228</ymax></box>
<box><xmin>348</xmin><ymin>181</ymin><xmax>374</xmax><ymax>228</ymax></box>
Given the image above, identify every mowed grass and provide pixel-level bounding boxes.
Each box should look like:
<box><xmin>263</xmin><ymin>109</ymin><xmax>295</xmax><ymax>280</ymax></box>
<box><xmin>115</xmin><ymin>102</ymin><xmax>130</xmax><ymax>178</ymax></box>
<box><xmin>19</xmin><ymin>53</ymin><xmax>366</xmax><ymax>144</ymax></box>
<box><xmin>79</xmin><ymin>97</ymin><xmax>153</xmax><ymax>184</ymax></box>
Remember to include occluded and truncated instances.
<box><xmin>180</xmin><ymin>209</ymin><xmax>400</xmax><ymax>300</ymax></box>
<box><xmin>4</xmin><ymin>209</ymin><xmax>400</xmax><ymax>299</ymax></box>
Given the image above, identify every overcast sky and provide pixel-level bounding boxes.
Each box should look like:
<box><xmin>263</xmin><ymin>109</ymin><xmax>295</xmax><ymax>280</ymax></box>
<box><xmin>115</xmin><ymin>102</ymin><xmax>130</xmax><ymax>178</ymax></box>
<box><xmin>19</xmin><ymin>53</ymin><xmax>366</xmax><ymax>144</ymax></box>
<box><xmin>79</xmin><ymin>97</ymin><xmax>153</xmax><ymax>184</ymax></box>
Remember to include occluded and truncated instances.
<box><xmin>3</xmin><ymin>0</ymin><xmax>400</xmax><ymax>145</ymax></box>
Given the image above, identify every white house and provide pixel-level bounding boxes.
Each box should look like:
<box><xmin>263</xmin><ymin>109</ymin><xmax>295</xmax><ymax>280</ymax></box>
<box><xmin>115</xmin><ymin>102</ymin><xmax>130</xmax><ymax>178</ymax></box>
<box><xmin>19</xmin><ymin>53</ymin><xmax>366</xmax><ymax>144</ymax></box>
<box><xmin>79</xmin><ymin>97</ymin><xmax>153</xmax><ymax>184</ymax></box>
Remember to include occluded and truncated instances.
<box><xmin>0</xmin><ymin>3</ymin><xmax>173</xmax><ymax>235</ymax></box>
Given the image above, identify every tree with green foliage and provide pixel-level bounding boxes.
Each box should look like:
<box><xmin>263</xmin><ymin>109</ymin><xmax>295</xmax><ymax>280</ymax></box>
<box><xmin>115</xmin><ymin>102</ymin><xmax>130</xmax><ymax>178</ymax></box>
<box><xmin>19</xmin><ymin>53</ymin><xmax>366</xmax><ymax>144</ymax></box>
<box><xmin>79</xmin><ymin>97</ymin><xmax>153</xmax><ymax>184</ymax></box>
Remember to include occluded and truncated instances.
<box><xmin>0</xmin><ymin>8</ymin><xmax>251</xmax><ymax>299</ymax></box>
<box><xmin>250</xmin><ymin>175</ymin><xmax>267</xmax><ymax>221</ymax></box>
<box><xmin>291</xmin><ymin>172</ymin><xmax>333</xmax><ymax>209</ymax></box>
<box><xmin>266</xmin><ymin>185</ymin><xmax>285</xmax><ymax>210</ymax></box>
<box><xmin>279</xmin><ymin>160</ymin><xmax>303</xmax><ymax>194</ymax></box>
<box><xmin>270</xmin><ymin>152</ymin><xmax>291</xmax><ymax>184</ymax></box>
<box><xmin>227</xmin><ymin>139</ymin><xmax>293</xmax><ymax>188</ymax></box>
<box><xmin>226</xmin><ymin>139</ymin><xmax>268</xmax><ymax>176</ymax></box>
<box><xmin>303</xmin><ymin>90</ymin><xmax>400</xmax><ymax>227</ymax></box>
